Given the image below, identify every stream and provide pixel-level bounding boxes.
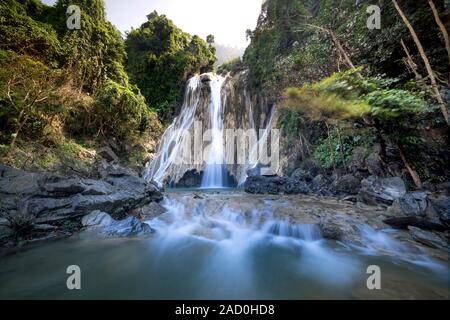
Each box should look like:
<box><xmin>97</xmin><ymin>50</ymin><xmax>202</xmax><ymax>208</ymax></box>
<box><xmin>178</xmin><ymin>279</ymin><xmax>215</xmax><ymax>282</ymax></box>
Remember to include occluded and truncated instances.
<box><xmin>0</xmin><ymin>190</ymin><xmax>448</xmax><ymax>300</ymax></box>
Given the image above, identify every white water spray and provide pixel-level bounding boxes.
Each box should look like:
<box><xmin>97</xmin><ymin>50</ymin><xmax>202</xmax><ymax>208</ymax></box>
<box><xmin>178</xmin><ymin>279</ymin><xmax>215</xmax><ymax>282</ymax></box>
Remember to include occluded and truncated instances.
<box><xmin>143</xmin><ymin>76</ymin><xmax>202</xmax><ymax>186</ymax></box>
<box><xmin>201</xmin><ymin>76</ymin><xmax>226</xmax><ymax>188</ymax></box>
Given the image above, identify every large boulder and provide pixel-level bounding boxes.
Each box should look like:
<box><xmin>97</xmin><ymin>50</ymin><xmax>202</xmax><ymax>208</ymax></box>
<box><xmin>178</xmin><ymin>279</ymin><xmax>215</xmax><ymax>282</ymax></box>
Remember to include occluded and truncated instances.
<box><xmin>82</xmin><ymin>211</ymin><xmax>154</xmax><ymax>237</ymax></box>
<box><xmin>290</xmin><ymin>169</ymin><xmax>313</xmax><ymax>182</ymax></box>
<box><xmin>0</xmin><ymin>165</ymin><xmax>163</xmax><ymax>224</ymax></box>
<box><xmin>244</xmin><ymin>176</ymin><xmax>310</xmax><ymax>195</ymax></box>
<box><xmin>137</xmin><ymin>202</ymin><xmax>167</xmax><ymax>220</ymax></box>
<box><xmin>244</xmin><ymin>176</ymin><xmax>288</xmax><ymax>195</ymax></box>
<box><xmin>408</xmin><ymin>226</ymin><xmax>448</xmax><ymax>250</ymax></box>
<box><xmin>82</xmin><ymin>210</ymin><xmax>114</xmax><ymax>228</ymax></box>
<box><xmin>383</xmin><ymin>216</ymin><xmax>446</xmax><ymax>232</ymax></box>
<box><xmin>428</xmin><ymin>195</ymin><xmax>450</xmax><ymax>226</ymax></box>
<box><xmin>319</xmin><ymin>216</ymin><xmax>362</xmax><ymax>244</ymax></box>
<box><xmin>388</xmin><ymin>192</ymin><xmax>428</xmax><ymax>217</ymax></box>
<box><xmin>358</xmin><ymin>176</ymin><xmax>406</xmax><ymax>206</ymax></box>
<box><xmin>332</xmin><ymin>174</ymin><xmax>362</xmax><ymax>195</ymax></box>
<box><xmin>365</xmin><ymin>152</ymin><xmax>384</xmax><ymax>177</ymax></box>
<box><xmin>311</xmin><ymin>174</ymin><xmax>330</xmax><ymax>191</ymax></box>
<box><xmin>98</xmin><ymin>146</ymin><xmax>119</xmax><ymax>163</ymax></box>
<box><xmin>174</xmin><ymin>169</ymin><xmax>203</xmax><ymax>188</ymax></box>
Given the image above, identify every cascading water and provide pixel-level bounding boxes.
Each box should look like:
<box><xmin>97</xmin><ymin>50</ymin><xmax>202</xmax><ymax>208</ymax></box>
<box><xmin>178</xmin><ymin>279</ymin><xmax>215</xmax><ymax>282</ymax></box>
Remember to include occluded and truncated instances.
<box><xmin>238</xmin><ymin>104</ymin><xmax>276</xmax><ymax>186</ymax></box>
<box><xmin>201</xmin><ymin>76</ymin><xmax>226</xmax><ymax>188</ymax></box>
<box><xmin>144</xmin><ymin>72</ymin><xmax>274</xmax><ymax>188</ymax></box>
<box><xmin>143</xmin><ymin>76</ymin><xmax>202</xmax><ymax>187</ymax></box>
<box><xmin>0</xmin><ymin>192</ymin><xmax>448</xmax><ymax>299</ymax></box>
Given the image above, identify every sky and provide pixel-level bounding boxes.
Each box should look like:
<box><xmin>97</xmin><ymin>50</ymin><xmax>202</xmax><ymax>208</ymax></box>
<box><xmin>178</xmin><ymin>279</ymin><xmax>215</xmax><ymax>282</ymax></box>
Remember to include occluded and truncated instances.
<box><xmin>41</xmin><ymin>0</ymin><xmax>263</xmax><ymax>47</ymax></box>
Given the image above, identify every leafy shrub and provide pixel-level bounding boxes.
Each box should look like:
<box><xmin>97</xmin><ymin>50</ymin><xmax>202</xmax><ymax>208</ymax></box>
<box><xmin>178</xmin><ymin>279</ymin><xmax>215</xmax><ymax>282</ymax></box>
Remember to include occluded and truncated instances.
<box><xmin>93</xmin><ymin>81</ymin><xmax>152</xmax><ymax>139</ymax></box>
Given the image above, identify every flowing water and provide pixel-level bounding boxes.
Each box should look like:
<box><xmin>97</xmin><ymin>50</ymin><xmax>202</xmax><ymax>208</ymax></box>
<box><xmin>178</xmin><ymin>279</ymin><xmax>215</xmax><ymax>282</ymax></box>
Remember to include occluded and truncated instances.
<box><xmin>143</xmin><ymin>76</ymin><xmax>203</xmax><ymax>187</ymax></box>
<box><xmin>2</xmin><ymin>74</ymin><xmax>447</xmax><ymax>299</ymax></box>
<box><xmin>0</xmin><ymin>191</ymin><xmax>448</xmax><ymax>300</ymax></box>
<box><xmin>143</xmin><ymin>73</ymin><xmax>277</xmax><ymax>187</ymax></box>
<box><xmin>201</xmin><ymin>76</ymin><xmax>226</xmax><ymax>188</ymax></box>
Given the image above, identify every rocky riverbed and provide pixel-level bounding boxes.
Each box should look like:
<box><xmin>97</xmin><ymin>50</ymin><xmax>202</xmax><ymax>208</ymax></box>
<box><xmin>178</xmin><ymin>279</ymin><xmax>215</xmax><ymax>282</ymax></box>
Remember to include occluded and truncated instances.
<box><xmin>1</xmin><ymin>164</ymin><xmax>449</xmax><ymax>263</ymax></box>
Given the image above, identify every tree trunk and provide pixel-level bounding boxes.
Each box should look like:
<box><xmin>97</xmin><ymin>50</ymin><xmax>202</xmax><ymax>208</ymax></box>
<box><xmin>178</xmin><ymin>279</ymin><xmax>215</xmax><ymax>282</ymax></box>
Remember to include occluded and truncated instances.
<box><xmin>400</xmin><ymin>39</ymin><xmax>431</xmax><ymax>95</ymax></box>
<box><xmin>392</xmin><ymin>0</ymin><xmax>449</xmax><ymax>126</ymax></box>
<box><xmin>325</xmin><ymin>122</ymin><xmax>335</xmax><ymax>170</ymax></box>
<box><xmin>428</xmin><ymin>0</ymin><xmax>450</xmax><ymax>81</ymax></box>
<box><xmin>373</xmin><ymin>118</ymin><xmax>387</xmax><ymax>162</ymax></box>
<box><xmin>397</xmin><ymin>143</ymin><xmax>422</xmax><ymax>189</ymax></box>
<box><xmin>10</xmin><ymin>111</ymin><xmax>28</xmax><ymax>148</ymax></box>
<box><xmin>303</xmin><ymin>24</ymin><xmax>362</xmax><ymax>78</ymax></box>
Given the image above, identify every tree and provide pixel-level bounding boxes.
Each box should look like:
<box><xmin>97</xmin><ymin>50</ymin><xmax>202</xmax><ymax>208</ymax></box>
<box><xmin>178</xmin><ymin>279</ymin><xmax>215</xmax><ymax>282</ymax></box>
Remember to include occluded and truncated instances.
<box><xmin>206</xmin><ymin>34</ymin><xmax>215</xmax><ymax>46</ymax></box>
<box><xmin>283</xmin><ymin>69</ymin><xmax>428</xmax><ymax>187</ymax></box>
<box><xmin>125</xmin><ymin>11</ymin><xmax>216</xmax><ymax>121</ymax></box>
<box><xmin>392</xmin><ymin>0</ymin><xmax>449</xmax><ymax>126</ymax></box>
<box><xmin>0</xmin><ymin>51</ymin><xmax>61</xmax><ymax>148</ymax></box>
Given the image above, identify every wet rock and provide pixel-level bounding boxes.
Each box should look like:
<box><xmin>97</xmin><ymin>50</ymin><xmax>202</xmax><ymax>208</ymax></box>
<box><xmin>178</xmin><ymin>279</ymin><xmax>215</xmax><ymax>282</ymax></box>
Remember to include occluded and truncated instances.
<box><xmin>332</xmin><ymin>174</ymin><xmax>361</xmax><ymax>195</ymax></box>
<box><xmin>429</xmin><ymin>195</ymin><xmax>450</xmax><ymax>226</ymax></box>
<box><xmin>365</xmin><ymin>152</ymin><xmax>384</xmax><ymax>177</ymax></box>
<box><xmin>408</xmin><ymin>226</ymin><xmax>448</xmax><ymax>250</ymax></box>
<box><xmin>138</xmin><ymin>202</ymin><xmax>167</xmax><ymax>220</ymax></box>
<box><xmin>82</xmin><ymin>211</ymin><xmax>115</xmax><ymax>228</ymax></box>
<box><xmin>200</xmin><ymin>73</ymin><xmax>213</xmax><ymax>83</ymax></box>
<box><xmin>290</xmin><ymin>169</ymin><xmax>313</xmax><ymax>182</ymax></box>
<box><xmin>358</xmin><ymin>176</ymin><xmax>406</xmax><ymax>206</ymax></box>
<box><xmin>311</xmin><ymin>174</ymin><xmax>329</xmax><ymax>191</ymax></box>
<box><xmin>245</xmin><ymin>176</ymin><xmax>285</xmax><ymax>194</ymax></box>
<box><xmin>0</xmin><ymin>165</ymin><xmax>163</xmax><ymax>224</ymax></box>
<box><xmin>102</xmin><ymin>217</ymin><xmax>154</xmax><ymax>237</ymax></box>
<box><xmin>244</xmin><ymin>176</ymin><xmax>310</xmax><ymax>195</ymax></box>
<box><xmin>319</xmin><ymin>216</ymin><xmax>362</xmax><ymax>244</ymax></box>
<box><xmin>98</xmin><ymin>146</ymin><xmax>119</xmax><ymax>163</ymax></box>
<box><xmin>82</xmin><ymin>211</ymin><xmax>154</xmax><ymax>237</ymax></box>
<box><xmin>383</xmin><ymin>216</ymin><xmax>446</xmax><ymax>232</ymax></box>
<box><xmin>174</xmin><ymin>169</ymin><xmax>203</xmax><ymax>188</ymax></box>
<box><xmin>0</xmin><ymin>225</ymin><xmax>13</xmax><ymax>240</ymax></box>
<box><xmin>389</xmin><ymin>192</ymin><xmax>428</xmax><ymax>217</ymax></box>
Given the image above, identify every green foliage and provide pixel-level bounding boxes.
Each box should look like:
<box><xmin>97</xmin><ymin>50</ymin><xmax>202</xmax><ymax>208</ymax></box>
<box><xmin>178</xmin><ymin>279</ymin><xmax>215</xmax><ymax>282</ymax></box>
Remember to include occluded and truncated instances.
<box><xmin>313</xmin><ymin>126</ymin><xmax>375</xmax><ymax>169</ymax></box>
<box><xmin>0</xmin><ymin>50</ymin><xmax>64</xmax><ymax>144</ymax></box>
<box><xmin>125</xmin><ymin>11</ymin><xmax>216</xmax><ymax>122</ymax></box>
<box><xmin>0</xmin><ymin>0</ymin><xmax>62</xmax><ymax>64</ymax></box>
<box><xmin>50</xmin><ymin>0</ymin><xmax>129</xmax><ymax>93</ymax></box>
<box><xmin>243</xmin><ymin>0</ymin><xmax>448</xmax><ymax>96</ymax></box>
<box><xmin>94</xmin><ymin>81</ymin><xmax>151</xmax><ymax>138</ymax></box>
<box><xmin>283</xmin><ymin>68</ymin><xmax>430</xmax><ymax>171</ymax></box>
<box><xmin>0</xmin><ymin>0</ymin><xmax>163</xmax><ymax>160</ymax></box>
<box><xmin>217</xmin><ymin>57</ymin><xmax>243</xmax><ymax>75</ymax></box>
<box><xmin>364</xmin><ymin>89</ymin><xmax>427</xmax><ymax>122</ymax></box>
<box><xmin>313</xmin><ymin>134</ymin><xmax>347</xmax><ymax>169</ymax></box>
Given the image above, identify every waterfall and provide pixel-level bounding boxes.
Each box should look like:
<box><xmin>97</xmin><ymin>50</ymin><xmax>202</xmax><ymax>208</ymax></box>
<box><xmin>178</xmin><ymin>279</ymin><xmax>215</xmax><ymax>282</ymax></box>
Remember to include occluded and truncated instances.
<box><xmin>144</xmin><ymin>72</ymin><xmax>275</xmax><ymax>188</ymax></box>
<box><xmin>201</xmin><ymin>76</ymin><xmax>226</xmax><ymax>188</ymax></box>
<box><xmin>238</xmin><ymin>105</ymin><xmax>276</xmax><ymax>186</ymax></box>
<box><xmin>143</xmin><ymin>76</ymin><xmax>202</xmax><ymax>186</ymax></box>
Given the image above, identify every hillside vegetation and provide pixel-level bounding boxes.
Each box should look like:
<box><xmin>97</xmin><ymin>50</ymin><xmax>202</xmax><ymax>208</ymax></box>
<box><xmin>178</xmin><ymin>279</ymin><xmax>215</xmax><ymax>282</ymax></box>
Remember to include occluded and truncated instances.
<box><xmin>241</xmin><ymin>0</ymin><xmax>450</xmax><ymax>187</ymax></box>
<box><xmin>0</xmin><ymin>0</ymin><xmax>214</xmax><ymax>174</ymax></box>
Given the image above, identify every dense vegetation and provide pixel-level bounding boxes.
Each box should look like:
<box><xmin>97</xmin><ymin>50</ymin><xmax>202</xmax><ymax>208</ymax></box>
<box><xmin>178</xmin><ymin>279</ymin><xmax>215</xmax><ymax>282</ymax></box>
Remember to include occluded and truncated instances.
<box><xmin>243</xmin><ymin>0</ymin><xmax>450</xmax><ymax>186</ymax></box>
<box><xmin>0</xmin><ymin>1</ymin><xmax>215</xmax><ymax>173</ymax></box>
<box><xmin>125</xmin><ymin>12</ymin><xmax>216</xmax><ymax>122</ymax></box>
